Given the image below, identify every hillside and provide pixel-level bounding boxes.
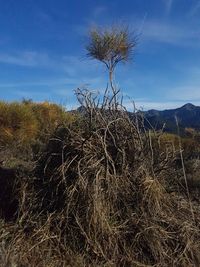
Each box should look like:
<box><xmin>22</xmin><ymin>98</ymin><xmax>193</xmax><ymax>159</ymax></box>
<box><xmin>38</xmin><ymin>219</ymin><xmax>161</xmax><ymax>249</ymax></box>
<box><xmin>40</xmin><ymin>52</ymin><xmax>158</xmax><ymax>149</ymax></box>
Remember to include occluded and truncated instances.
<box><xmin>77</xmin><ymin>103</ymin><xmax>200</xmax><ymax>134</ymax></box>
<box><xmin>141</xmin><ymin>103</ymin><xmax>200</xmax><ymax>133</ymax></box>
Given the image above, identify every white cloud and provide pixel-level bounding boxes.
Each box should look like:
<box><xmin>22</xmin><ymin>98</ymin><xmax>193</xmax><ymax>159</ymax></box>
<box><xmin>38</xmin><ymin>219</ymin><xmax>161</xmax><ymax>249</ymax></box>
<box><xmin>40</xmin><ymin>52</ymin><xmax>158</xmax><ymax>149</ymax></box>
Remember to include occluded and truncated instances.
<box><xmin>139</xmin><ymin>19</ymin><xmax>199</xmax><ymax>46</ymax></box>
<box><xmin>0</xmin><ymin>79</ymin><xmax>67</xmax><ymax>88</ymax></box>
<box><xmin>123</xmin><ymin>99</ymin><xmax>200</xmax><ymax>111</ymax></box>
<box><xmin>0</xmin><ymin>52</ymin><xmax>108</xmax><ymax>91</ymax></box>
<box><xmin>0</xmin><ymin>51</ymin><xmax>55</xmax><ymax>67</ymax></box>
<box><xmin>134</xmin><ymin>101</ymin><xmax>183</xmax><ymax>110</ymax></box>
<box><xmin>166</xmin><ymin>85</ymin><xmax>200</xmax><ymax>102</ymax></box>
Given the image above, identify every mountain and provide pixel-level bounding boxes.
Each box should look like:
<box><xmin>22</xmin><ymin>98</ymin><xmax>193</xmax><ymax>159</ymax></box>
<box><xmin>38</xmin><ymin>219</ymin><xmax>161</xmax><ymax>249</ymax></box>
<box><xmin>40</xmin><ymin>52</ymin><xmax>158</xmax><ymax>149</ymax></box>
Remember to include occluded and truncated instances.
<box><xmin>142</xmin><ymin>103</ymin><xmax>200</xmax><ymax>133</ymax></box>
<box><xmin>75</xmin><ymin>103</ymin><xmax>200</xmax><ymax>134</ymax></box>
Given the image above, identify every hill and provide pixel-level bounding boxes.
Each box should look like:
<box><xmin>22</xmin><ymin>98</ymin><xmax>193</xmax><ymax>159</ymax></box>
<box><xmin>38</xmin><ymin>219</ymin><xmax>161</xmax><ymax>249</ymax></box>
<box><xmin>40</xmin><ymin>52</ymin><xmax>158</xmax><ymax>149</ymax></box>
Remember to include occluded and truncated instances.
<box><xmin>140</xmin><ymin>103</ymin><xmax>200</xmax><ymax>133</ymax></box>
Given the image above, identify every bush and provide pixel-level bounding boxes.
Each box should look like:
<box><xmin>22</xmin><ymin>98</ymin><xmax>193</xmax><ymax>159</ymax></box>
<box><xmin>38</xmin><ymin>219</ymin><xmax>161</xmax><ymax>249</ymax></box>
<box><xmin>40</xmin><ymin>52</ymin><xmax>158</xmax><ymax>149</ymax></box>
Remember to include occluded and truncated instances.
<box><xmin>0</xmin><ymin>100</ymin><xmax>75</xmax><ymax>147</ymax></box>
<box><xmin>0</xmin><ymin>101</ymin><xmax>38</xmax><ymax>145</ymax></box>
<box><xmin>12</xmin><ymin>89</ymin><xmax>199</xmax><ymax>267</ymax></box>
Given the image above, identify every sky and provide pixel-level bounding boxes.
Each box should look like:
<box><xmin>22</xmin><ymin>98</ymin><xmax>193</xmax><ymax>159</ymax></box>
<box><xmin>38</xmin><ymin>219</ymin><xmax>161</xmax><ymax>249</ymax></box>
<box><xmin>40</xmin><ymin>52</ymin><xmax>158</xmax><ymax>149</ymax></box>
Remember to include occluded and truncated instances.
<box><xmin>0</xmin><ymin>0</ymin><xmax>200</xmax><ymax>110</ymax></box>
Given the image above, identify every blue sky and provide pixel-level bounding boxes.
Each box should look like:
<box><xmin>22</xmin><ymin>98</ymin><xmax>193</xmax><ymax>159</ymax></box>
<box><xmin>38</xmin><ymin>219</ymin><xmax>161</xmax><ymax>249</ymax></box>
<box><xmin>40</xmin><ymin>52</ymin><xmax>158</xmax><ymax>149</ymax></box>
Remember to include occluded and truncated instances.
<box><xmin>0</xmin><ymin>0</ymin><xmax>200</xmax><ymax>110</ymax></box>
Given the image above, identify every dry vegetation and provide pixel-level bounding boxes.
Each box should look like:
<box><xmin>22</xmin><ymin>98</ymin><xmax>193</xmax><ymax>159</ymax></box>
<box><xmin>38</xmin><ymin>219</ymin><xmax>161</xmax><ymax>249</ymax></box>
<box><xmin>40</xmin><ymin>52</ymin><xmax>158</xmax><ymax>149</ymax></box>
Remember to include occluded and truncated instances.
<box><xmin>1</xmin><ymin>26</ymin><xmax>200</xmax><ymax>267</ymax></box>
<box><xmin>0</xmin><ymin>100</ymin><xmax>75</xmax><ymax>169</ymax></box>
<box><xmin>0</xmin><ymin>100</ymin><xmax>74</xmax><ymax>145</ymax></box>
<box><xmin>0</xmin><ymin>88</ymin><xmax>200</xmax><ymax>267</ymax></box>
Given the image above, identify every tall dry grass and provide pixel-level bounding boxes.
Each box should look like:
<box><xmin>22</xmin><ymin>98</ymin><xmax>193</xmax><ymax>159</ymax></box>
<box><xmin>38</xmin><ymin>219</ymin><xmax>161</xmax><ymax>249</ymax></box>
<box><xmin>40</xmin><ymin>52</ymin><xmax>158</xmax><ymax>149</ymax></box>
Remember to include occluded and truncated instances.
<box><xmin>0</xmin><ymin>89</ymin><xmax>200</xmax><ymax>266</ymax></box>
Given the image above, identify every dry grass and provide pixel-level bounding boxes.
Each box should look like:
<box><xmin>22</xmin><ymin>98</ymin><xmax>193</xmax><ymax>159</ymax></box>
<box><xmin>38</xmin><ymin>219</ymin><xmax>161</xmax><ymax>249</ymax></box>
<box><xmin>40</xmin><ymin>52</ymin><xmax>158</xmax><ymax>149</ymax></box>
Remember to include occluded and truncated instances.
<box><xmin>1</xmin><ymin>89</ymin><xmax>200</xmax><ymax>266</ymax></box>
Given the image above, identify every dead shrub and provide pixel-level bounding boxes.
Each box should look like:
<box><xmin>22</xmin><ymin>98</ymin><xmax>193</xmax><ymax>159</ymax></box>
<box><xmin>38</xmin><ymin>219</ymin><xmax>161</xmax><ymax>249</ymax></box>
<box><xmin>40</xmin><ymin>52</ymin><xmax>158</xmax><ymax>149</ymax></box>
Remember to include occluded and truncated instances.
<box><xmin>11</xmin><ymin>88</ymin><xmax>199</xmax><ymax>267</ymax></box>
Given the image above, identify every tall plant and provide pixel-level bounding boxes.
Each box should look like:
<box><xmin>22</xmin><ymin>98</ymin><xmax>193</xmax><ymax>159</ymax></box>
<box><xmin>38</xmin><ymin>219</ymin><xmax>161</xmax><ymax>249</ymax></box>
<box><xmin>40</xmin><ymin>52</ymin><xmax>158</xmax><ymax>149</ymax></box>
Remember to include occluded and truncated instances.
<box><xmin>86</xmin><ymin>25</ymin><xmax>137</xmax><ymax>106</ymax></box>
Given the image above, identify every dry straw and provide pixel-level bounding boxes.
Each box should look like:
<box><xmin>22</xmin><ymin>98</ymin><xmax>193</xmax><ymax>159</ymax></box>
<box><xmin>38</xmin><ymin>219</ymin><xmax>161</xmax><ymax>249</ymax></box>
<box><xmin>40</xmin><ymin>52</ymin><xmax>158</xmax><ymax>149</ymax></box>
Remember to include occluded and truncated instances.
<box><xmin>0</xmin><ymin>87</ymin><xmax>199</xmax><ymax>266</ymax></box>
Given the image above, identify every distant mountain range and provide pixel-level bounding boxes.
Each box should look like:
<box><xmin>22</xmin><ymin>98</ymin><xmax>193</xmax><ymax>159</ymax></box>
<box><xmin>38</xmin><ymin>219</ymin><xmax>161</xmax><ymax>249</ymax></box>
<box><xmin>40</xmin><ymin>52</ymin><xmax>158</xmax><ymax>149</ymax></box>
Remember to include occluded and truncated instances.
<box><xmin>141</xmin><ymin>103</ymin><xmax>200</xmax><ymax>134</ymax></box>
<box><xmin>75</xmin><ymin>103</ymin><xmax>200</xmax><ymax>134</ymax></box>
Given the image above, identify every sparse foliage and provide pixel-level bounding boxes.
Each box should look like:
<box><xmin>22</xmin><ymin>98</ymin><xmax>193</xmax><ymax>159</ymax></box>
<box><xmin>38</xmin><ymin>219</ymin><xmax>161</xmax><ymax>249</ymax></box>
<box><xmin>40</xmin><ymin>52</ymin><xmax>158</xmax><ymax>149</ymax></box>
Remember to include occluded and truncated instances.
<box><xmin>86</xmin><ymin>25</ymin><xmax>137</xmax><ymax>100</ymax></box>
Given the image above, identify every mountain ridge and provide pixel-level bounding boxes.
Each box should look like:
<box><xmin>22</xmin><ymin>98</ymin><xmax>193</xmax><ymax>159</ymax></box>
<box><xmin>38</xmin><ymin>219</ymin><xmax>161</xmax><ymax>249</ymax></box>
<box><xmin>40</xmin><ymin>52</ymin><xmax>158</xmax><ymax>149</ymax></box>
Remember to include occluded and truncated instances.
<box><xmin>142</xmin><ymin>103</ymin><xmax>200</xmax><ymax>133</ymax></box>
<box><xmin>75</xmin><ymin>103</ymin><xmax>200</xmax><ymax>134</ymax></box>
